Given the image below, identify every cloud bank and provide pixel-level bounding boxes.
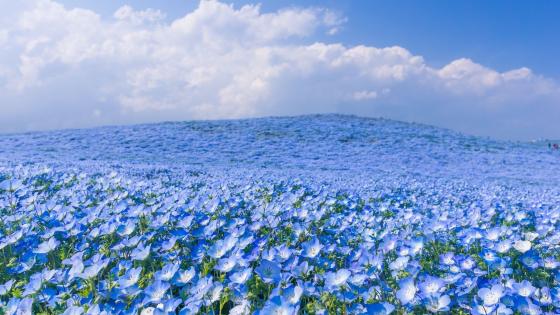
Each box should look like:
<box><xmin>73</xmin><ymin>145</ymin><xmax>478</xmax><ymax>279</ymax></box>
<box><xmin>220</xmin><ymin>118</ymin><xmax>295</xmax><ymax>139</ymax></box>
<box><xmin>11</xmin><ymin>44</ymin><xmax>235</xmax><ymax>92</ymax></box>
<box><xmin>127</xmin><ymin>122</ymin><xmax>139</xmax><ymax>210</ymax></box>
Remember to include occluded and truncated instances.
<box><xmin>1</xmin><ymin>0</ymin><xmax>559</xmax><ymax>139</ymax></box>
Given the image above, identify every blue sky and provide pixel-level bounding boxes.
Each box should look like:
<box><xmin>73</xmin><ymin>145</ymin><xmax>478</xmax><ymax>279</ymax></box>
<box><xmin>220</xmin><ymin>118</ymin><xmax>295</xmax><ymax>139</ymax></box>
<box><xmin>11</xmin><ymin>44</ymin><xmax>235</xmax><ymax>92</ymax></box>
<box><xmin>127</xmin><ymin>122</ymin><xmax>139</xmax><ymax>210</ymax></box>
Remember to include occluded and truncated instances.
<box><xmin>59</xmin><ymin>0</ymin><xmax>560</xmax><ymax>79</ymax></box>
<box><xmin>1</xmin><ymin>0</ymin><xmax>559</xmax><ymax>139</ymax></box>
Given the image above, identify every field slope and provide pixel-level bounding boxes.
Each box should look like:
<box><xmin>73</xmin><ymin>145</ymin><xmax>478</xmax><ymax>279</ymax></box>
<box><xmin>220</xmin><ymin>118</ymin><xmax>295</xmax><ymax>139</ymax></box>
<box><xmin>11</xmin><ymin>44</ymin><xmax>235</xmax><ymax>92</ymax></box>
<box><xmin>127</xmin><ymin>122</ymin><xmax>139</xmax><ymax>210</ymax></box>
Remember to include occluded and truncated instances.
<box><xmin>0</xmin><ymin>115</ymin><xmax>559</xmax><ymax>314</ymax></box>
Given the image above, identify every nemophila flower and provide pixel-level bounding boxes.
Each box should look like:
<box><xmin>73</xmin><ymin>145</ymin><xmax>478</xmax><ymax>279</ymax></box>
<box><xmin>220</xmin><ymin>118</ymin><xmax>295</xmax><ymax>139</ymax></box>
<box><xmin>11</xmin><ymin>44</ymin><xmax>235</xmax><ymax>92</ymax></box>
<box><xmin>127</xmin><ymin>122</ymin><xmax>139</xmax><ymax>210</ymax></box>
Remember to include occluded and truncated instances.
<box><xmin>485</xmin><ymin>227</ymin><xmax>503</xmax><ymax>241</ymax></box>
<box><xmin>34</xmin><ymin>237</ymin><xmax>59</xmax><ymax>254</ymax></box>
<box><xmin>215</xmin><ymin>256</ymin><xmax>237</xmax><ymax>273</ymax></box>
<box><xmin>2</xmin><ymin>229</ymin><xmax>23</xmax><ymax>249</ymax></box>
<box><xmin>208</xmin><ymin>237</ymin><xmax>236</xmax><ymax>259</ymax></box>
<box><xmin>294</xmin><ymin>261</ymin><xmax>312</xmax><ymax>277</ymax></box>
<box><xmin>495</xmin><ymin>240</ymin><xmax>512</xmax><ymax>253</ymax></box>
<box><xmin>118</xmin><ymin>267</ymin><xmax>142</xmax><ymax>289</ymax></box>
<box><xmin>173</xmin><ymin>267</ymin><xmax>196</xmax><ymax>286</ymax></box>
<box><xmin>408</xmin><ymin>238</ymin><xmax>424</xmax><ymax>256</ymax></box>
<box><xmin>520</xmin><ymin>252</ymin><xmax>540</xmax><ymax>270</ymax></box>
<box><xmin>418</xmin><ymin>276</ymin><xmax>445</xmax><ymax>298</ymax></box>
<box><xmin>160</xmin><ymin>237</ymin><xmax>177</xmax><ymax>252</ymax></box>
<box><xmin>324</xmin><ymin>269</ymin><xmax>351</xmax><ymax>290</ymax></box>
<box><xmin>0</xmin><ymin>179</ymin><xmax>23</xmax><ymax>191</ymax></box>
<box><xmin>80</xmin><ymin>258</ymin><xmax>109</xmax><ymax>280</ymax></box>
<box><xmin>84</xmin><ymin>304</ymin><xmax>107</xmax><ymax>315</ymax></box>
<box><xmin>473</xmin><ymin>303</ymin><xmax>512</xmax><ymax>315</ymax></box>
<box><xmin>396</xmin><ymin>277</ymin><xmax>417</xmax><ymax>305</ymax></box>
<box><xmin>206</xmin><ymin>282</ymin><xmax>223</xmax><ymax>306</ymax></box>
<box><xmin>364</xmin><ymin>302</ymin><xmax>395</xmax><ymax>315</ymax></box>
<box><xmin>481</xmin><ymin>249</ymin><xmax>500</xmax><ymax>264</ymax></box>
<box><xmin>389</xmin><ymin>256</ymin><xmax>409</xmax><ymax>271</ymax></box>
<box><xmin>229</xmin><ymin>299</ymin><xmax>251</xmax><ymax>315</ymax></box>
<box><xmin>425</xmin><ymin>294</ymin><xmax>451</xmax><ymax>313</ymax></box>
<box><xmin>255</xmin><ymin>260</ymin><xmax>281</xmax><ymax>284</ymax></box>
<box><xmin>274</xmin><ymin>244</ymin><xmax>293</xmax><ymax>261</ymax></box>
<box><xmin>23</xmin><ymin>273</ymin><xmax>44</xmax><ymax>296</ymax></box>
<box><xmin>123</xmin><ymin>235</ymin><xmax>141</xmax><ymax>248</ymax></box>
<box><xmin>6</xmin><ymin>297</ymin><xmax>33</xmax><ymax>315</ymax></box>
<box><xmin>478</xmin><ymin>284</ymin><xmax>504</xmax><ymax>306</ymax></box>
<box><xmin>153</xmin><ymin>298</ymin><xmax>182</xmax><ymax>314</ymax></box>
<box><xmin>189</xmin><ymin>276</ymin><xmax>213</xmax><ymax>301</ymax></box>
<box><xmin>117</xmin><ymin>221</ymin><xmax>136</xmax><ymax>237</ymax></box>
<box><xmin>302</xmin><ymin>238</ymin><xmax>323</xmax><ymax>258</ymax></box>
<box><xmin>283</xmin><ymin>285</ymin><xmax>303</xmax><ymax>305</ymax></box>
<box><xmin>542</xmin><ymin>257</ymin><xmax>559</xmax><ymax>269</ymax></box>
<box><xmin>131</xmin><ymin>243</ymin><xmax>151</xmax><ymax>261</ymax></box>
<box><xmin>513</xmin><ymin>280</ymin><xmax>536</xmax><ymax>298</ymax></box>
<box><xmin>349</xmin><ymin>273</ymin><xmax>368</xmax><ymax>287</ymax></box>
<box><xmin>258</xmin><ymin>296</ymin><xmax>297</xmax><ymax>315</ymax></box>
<box><xmin>179</xmin><ymin>301</ymin><xmax>202</xmax><ymax>315</ymax></box>
<box><xmin>177</xmin><ymin>215</ymin><xmax>194</xmax><ymax>230</ymax></box>
<box><xmin>154</xmin><ymin>263</ymin><xmax>179</xmax><ymax>282</ymax></box>
<box><xmin>513</xmin><ymin>240</ymin><xmax>532</xmax><ymax>253</ymax></box>
<box><xmin>459</xmin><ymin>256</ymin><xmax>476</xmax><ymax>270</ymax></box>
<box><xmin>380</xmin><ymin>237</ymin><xmax>397</xmax><ymax>253</ymax></box>
<box><xmin>524</xmin><ymin>231</ymin><xmax>539</xmax><ymax>241</ymax></box>
<box><xmin>230</xmin><ymin>268</ymin><xmax>252</xmax><ymax>285</ymax></box>
<box><xmin>140</xmin><ymin>307</ymin><xmax>156</xmax><ymax>315</ymax></box>
<box><xmin>67</xmin><ymin>260</ymin><xmax>85</xmax><ymax>280</ymax></box>
<box><xmin>516</xmin><ymin>299</ymin><xmax>542</xmax><ymax>315</ymax></box>
<box><xmin>439</xmin><ymin>252</ymin><xmax>455</xmax><ymax>265</ymax></box>
<box><xmin>142</xmin><ymin>281</ymin><xmax>170</xmax><ymax>305</ymax></box>
<box><xmin>0</xmin><ymin>279</ymin><xmax>15</xmax><ymax>296</ymax></box>
<box><xmin>535</xmin><ymin>287</ymin><xmax>552</xmax><ymax>305</ymax></box>
<box><xmin>62</xmin><ymin>306</ymin><xmax>84</xmax><ymax>315</ymax></box>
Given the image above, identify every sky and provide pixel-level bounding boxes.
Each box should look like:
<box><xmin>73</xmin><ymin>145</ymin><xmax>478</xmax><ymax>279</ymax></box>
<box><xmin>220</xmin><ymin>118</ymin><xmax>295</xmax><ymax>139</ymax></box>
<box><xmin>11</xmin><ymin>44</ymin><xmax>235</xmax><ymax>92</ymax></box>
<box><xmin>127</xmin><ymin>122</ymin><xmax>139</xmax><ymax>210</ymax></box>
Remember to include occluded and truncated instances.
<box><xmin>1</xmin><ymin>0</ymin><xmax>559</xmax><ymax>140</ymax></box>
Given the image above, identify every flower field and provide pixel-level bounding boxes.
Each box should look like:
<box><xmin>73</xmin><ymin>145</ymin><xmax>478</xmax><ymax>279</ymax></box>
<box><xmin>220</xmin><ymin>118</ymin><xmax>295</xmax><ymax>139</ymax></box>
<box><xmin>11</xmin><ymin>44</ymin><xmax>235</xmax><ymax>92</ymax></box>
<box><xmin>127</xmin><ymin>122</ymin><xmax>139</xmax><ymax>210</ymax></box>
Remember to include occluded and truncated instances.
<box><xmin>1</xmin><ymin>115</ymin><xmax>559</xmax><ymax>314</ymax></box>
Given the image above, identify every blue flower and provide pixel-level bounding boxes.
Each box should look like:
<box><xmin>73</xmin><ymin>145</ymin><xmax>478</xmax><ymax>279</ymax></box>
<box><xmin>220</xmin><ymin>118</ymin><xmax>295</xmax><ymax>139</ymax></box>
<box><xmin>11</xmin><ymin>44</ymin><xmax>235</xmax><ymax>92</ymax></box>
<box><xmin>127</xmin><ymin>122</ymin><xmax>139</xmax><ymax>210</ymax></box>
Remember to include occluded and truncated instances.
<box><xmin>396</xmin><ymin>277</ymin><xmax>417</xmax><ymax>305</ymax></box>
<box><xmin>173</xmin><ymin>267</ymin><xmax>196</xmax><ymax>286</ymax></box>
<box><xmin>418</xmin><ymin>276</ymin><xmax>445</xmax><ymax>298</ymax></box>
<box><xmin>62</xmin><ymin>306</ymin><xmax>84</xmax><ymax>315</ymax></box>
<box><xmin>34</xmin><ymin>237</ymin><xmax>59</xmax><ymax>254</ymax></box>
<box><xmin>520</xmin><ymin>251</ymin><xmax>539</xmax><ymax>270</ymax></box>
<box><xmin>118</xmin><ymin>267</ymin><xmax>142</xmax><ymax>289</ymax></box>
<box><xmin>0</xmin><ymin>279</ymin><xmax>15</xmax><ymax>296</ymax></box>
<box><xmin>215</xmin><ymin>257</ymin><xmax>237</xmax><ymax>273</ymax></box>
<box><xmin>79</xmin><ymin>258</ymin><xmax>109</xmax><ymax>280</ymax></box>
<box><xmin>513</xmin><ymin>280</ymin><xmax>536</xmax><ymax>298</ymax></box>
<box><xmin>154</xmin><ymin>263</ymin><xmax>179</xmax><ymax>282</ymax></box>
<box><xmin>283</xmin><ymin>284</ymin><xmax>303</xmax><ymax>305</ymax></box>
<box><xmin>324</xmin><ymin>269</ymin><xmax>351</xmax><ymax>291</ymax></box>
<box><xmin>130</xmin><ymin>243</ymin><xmax>151</xmax><ymax>261</ymax></box>
<box><xmin>229</xmin><ymin>268</ymin><xmax>252</xmax><ymax>285</ymax></box>
<box><xmin>425</xmin><ymin>294</ymin><xmax>451</xmax><ymax>313</ymax></box>
<box><xmin>477</xmin><ymin>284</ymin><xmax>504</xmax><ymax>306</ymax></box>
<box><xmin>302</xmin><ymin>238</ymin><xmax>323</xmax><ymax>259</ymax></box>
<box><xmin>142</xmin><ymin>281</ymin><xmax>170</xmax><ymax>305</ymax></box>
<box><xmin>364</xmin><ymin>302</ymin><xmax>395</xmax><ymax>315</ymax></box>
<box><xmin>255</xmin><ymin>259</ymin><xmax>281</xmax><ymax>284</ymax></box>
<box><xmin>258</xmin><ymin>296</ymin><xmax>297</xmax><ymax>315</ymax></box>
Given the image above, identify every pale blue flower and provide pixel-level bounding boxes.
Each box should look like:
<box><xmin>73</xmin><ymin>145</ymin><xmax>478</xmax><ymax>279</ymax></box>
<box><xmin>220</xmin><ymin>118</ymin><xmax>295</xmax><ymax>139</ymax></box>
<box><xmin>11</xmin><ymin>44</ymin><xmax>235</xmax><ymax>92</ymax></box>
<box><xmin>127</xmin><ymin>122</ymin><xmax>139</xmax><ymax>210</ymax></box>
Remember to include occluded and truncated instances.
<box><xmin>34</xmin><ymin>237</ymin><xmax>59</xmax><ymax>254</ymax></box>
<box><xmin>396</xmin><ymin>277</ymin><xmax>417</xmax><ymax>305</ymax></box>
<box><xmin>255</xmin><ymin>260</ymin><xmax>281</xmax><ymax>284</ymax></box>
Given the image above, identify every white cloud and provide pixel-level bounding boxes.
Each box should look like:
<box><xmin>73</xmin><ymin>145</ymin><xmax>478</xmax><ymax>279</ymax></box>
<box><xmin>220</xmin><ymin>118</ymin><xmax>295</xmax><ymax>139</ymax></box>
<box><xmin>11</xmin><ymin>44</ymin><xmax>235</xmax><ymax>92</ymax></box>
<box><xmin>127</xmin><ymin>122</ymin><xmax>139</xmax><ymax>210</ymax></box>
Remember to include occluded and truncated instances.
<box><xmin>0</xmin><ymin>0</ymin><xmax>559</xmax><ymax>139</ymax></box>
<box><xmin>352</xmin><ymin>90</ymin><xmax>378</xmax><ymax>101</ymax></box>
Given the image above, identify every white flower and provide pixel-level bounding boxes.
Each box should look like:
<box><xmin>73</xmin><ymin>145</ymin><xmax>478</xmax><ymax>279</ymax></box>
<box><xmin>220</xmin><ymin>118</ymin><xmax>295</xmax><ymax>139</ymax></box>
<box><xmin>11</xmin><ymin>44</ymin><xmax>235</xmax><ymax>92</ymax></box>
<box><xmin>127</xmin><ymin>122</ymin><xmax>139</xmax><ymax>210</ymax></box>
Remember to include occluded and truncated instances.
<box><xmin>324</xmin><ymin>269</ymin><xmax>351</xmax><ymax>289</ymax></box>
<box><xmin>477</xmin><ymin>284</ymin><xmax>504</xmax><ymax>306</ymax></box>
<box><xmin>34</xmin><ymin>237</ymin><xmax>59</xmax><ymax>254</ymax></box>
<box><xmin>513</xmin><ymin>240</ymin><xmax>531</xmax><ymax>253</ymax></box>
<box><xmin>396</xmin><ymin>277</ymin><xmax>417</xmax><ymax>305</ymax></box>
<box><xmin>389</xmin><ymin>256</ymin><xmax>409</xmax><ymax>271</ymax></box>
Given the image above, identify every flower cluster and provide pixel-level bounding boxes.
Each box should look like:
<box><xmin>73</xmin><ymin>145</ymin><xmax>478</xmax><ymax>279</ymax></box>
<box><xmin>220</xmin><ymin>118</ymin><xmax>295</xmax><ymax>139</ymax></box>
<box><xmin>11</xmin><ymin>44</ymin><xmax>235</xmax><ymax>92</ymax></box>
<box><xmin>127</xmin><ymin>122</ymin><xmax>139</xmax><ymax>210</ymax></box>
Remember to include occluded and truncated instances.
<box><xmin>0</xmin><ymin>163</ymin><xmax>560</xmax><ymax>315</ymax></box>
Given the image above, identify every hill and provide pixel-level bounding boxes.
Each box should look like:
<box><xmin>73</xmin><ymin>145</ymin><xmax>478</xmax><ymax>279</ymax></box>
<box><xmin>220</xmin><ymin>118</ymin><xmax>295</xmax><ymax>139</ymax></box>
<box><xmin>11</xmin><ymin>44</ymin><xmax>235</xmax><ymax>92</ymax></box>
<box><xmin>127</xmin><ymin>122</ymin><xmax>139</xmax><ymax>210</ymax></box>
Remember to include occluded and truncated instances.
<box><xmin>0</xmin><ymin>114</ymin><xmax>558</xmax><ymax>186</ymax></box>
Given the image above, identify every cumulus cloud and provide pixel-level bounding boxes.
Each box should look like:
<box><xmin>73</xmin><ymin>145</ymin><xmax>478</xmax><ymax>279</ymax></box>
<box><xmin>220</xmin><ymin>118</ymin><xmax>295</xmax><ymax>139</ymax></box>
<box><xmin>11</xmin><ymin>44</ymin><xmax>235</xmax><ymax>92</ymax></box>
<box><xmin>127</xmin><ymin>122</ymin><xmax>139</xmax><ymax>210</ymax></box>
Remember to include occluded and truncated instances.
<box><xmin>0</xmin><ymin>0</ymin><xmax>559</xmax><ymax>139</ymax></box>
